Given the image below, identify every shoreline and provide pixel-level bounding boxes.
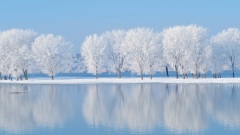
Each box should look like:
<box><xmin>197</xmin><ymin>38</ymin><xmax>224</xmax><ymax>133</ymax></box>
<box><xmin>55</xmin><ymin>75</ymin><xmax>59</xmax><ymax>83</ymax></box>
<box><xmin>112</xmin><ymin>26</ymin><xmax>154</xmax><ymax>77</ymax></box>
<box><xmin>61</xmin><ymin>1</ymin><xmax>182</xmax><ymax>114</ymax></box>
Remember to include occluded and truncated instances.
<box><xmin>1</xmin><ymin>78</ymin><xmax>240</xmax><ymax>84</ymax></box>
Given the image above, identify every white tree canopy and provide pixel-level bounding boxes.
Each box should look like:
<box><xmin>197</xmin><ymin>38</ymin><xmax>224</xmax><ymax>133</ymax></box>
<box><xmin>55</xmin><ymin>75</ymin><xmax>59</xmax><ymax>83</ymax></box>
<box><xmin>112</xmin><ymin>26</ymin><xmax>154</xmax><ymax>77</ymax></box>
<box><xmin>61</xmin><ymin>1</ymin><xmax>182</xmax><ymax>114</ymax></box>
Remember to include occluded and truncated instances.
<box><xmin>126</xmin><ymin>28</ymin><xmax>159</xmax><ymax>80</ymax></box>
<box><xmin>103</xmin><ymin>29</ymin><xmax>129</xmax><ymax>78</ymax></box>
<box><xmin>80</xmin><ymin>34</ymin><xmax>107</xmax><ymax>79</ymax></box>
<box><xmin>186</xmin><ymin>25</ymin><xmax>209</xmax><ymax>78</ymax></box>
<box><xmin>144</xmin><ymin>32</ymin><xmax>163</xmax><ymax>79</ymax></box>
<box><xmin>163</xmin><ymin>25</ymin><xmax>210</xmax><ymax>78</ymax></box>
<box><xmin>163</xmin><ymin>25</ymin><xmax>192</xmax><ymax>78</ymax></box>
<box><xmin>212</xmin><ymin>28</ymin><xmax>240</xmax><ymax>78</ymax></box>
<box><xmin>32</xmin><ymin>34</ymin><xmax>72</xmax><ymax>80</ymax></box>
<box><xmin>0</xmin><ymin>29</ymin><xmax>37</xmax><ymax>80</ymax></box>
<box><xmin>209</xmin><ymin>41</ymin><xmax>225</xmax><ymax>77</ymax></box>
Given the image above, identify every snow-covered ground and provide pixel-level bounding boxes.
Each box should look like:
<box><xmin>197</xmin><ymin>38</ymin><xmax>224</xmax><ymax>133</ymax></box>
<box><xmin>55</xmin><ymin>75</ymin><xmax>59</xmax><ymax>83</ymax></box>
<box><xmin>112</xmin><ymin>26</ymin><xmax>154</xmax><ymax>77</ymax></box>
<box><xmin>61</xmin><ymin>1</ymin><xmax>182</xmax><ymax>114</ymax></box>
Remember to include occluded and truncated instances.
<box><xmin>1</xmin><ymin>77</ymin><xmax>240</xmax><ymax>84</ymax></box>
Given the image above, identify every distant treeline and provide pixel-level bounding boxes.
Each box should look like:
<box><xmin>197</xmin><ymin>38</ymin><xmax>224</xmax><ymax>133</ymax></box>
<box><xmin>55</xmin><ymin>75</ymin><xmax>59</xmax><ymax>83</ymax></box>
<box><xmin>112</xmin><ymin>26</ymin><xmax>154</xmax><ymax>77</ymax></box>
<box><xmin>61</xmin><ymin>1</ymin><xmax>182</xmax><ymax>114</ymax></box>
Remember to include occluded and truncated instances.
<box><xmin>1</xmin><ymin>25</ymin><xmax>239</xmax><ymax>80</ymax></box>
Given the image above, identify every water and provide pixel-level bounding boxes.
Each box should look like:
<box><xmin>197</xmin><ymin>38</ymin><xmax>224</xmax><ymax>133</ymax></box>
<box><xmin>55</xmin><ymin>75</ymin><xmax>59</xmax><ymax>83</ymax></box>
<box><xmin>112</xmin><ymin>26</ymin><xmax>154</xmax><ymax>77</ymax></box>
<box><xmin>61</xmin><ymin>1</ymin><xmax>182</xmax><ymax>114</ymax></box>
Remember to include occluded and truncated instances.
<box><xmin>0</xmin><ymin>83</ymin><xmax>240</xmax><ymax>135</ymax></box>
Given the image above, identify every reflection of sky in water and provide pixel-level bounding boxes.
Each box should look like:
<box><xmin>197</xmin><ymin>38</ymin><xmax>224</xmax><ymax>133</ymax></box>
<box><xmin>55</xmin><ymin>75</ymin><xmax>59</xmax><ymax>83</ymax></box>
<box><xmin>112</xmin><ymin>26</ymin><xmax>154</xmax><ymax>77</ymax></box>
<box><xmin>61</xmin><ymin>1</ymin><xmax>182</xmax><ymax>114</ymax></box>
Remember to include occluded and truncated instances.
<box><xmin>0</xmin><ymin>84</ymin><xmax>240</xmax><ymax>135</ymax></box>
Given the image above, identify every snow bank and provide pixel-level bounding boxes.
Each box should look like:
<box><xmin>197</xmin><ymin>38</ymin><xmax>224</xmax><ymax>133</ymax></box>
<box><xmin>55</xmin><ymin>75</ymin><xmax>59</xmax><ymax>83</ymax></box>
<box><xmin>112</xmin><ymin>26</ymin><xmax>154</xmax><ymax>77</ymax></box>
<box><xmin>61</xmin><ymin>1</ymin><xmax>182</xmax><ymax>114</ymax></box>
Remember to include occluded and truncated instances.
<box><xmin>1</xmin><ymin>77</ymin><xmax>240</xmax><ymax>84</ymax></box>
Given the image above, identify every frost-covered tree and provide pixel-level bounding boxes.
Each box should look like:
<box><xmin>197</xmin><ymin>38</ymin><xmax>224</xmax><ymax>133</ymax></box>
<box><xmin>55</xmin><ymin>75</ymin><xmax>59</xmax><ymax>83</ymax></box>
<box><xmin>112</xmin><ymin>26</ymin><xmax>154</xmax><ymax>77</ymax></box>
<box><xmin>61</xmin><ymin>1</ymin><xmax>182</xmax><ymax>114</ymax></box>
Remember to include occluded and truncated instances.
<box><xmin>32</xmin><ymin>34</ymin><xmax>72</xmax><ymax>80</ymax></box>
<box><xmin>126</xmin><ymin>28</ymin><xmax>159</xmax><ymax>80</ymax></box>
<box><xmin>209</xmin><ymin>42</ymin><xmax>225</xmax><ymax>78</ymax></box>
<box><xmin>186</xmin><ymin>25</ymin><xmax>209</xmax><ymax>78</ymax></box>
<box><xmin>198</xmin><ymin>46</ymin><xmax>212</xmax><ymax>78</ymax></box>
<box><xmin>71</xmin><ymin>53</ymin><xmax>86</xmax><ymax>73</ymax></box>
<box><xmin>145</xmin><ymin>32</ymin><xmax>164</xmax><ymax>79</ymax></box>
<box><xmin>80</xmin><ymin>34</ymin><xmax>106</xmax><ymax>79</ymax></box>
<box><xmin>163</xmin><ymin>25</ymin><xmax>210</xmax><ymax>79</ymax></box>
<box><xmin>103</xmin><ymin>29</ymin><xmax>129</xmax><ymax>78</ymax></box>
<box><xmin>212</xmin><ymin>28</ymin><xmax>240</xmax><ymax>78</ymax></box>
<box><xmin>163</xmin><ymin>25</ymin><xmax>191</xmax><ymax>79</ymax></box>
<box><xmin>0</xmin><ymin>29</ymin><xmax>37</xmax><ymax>80</ymax></box>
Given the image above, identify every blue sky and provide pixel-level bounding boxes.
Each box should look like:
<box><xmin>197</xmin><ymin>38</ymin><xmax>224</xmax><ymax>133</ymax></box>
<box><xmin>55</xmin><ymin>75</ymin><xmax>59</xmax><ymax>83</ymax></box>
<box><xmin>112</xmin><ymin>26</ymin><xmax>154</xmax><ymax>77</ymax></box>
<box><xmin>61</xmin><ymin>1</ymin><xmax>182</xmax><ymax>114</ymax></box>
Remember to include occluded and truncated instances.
<box><xmin>0</xmin><ymin>0</ymin><xmax>240</xmax><ymax>52</ymax></box>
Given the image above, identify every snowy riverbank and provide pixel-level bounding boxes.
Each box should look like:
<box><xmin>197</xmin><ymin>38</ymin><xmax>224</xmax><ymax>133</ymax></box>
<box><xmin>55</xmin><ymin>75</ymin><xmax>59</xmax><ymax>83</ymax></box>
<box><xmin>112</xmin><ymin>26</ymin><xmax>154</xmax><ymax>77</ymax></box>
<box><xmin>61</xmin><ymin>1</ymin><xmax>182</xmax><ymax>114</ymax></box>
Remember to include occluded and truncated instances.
<box><xmin>1</xmin><ymin>77</ymin><xmax>240</xmax><ymax>84</ymax></box>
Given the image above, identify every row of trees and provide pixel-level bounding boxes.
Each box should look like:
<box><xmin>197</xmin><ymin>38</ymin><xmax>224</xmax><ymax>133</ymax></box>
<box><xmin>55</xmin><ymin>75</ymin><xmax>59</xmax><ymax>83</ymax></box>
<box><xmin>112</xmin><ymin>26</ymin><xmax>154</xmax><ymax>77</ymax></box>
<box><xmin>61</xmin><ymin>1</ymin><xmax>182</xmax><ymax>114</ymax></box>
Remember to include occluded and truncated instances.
<box><xmin>1</xmin><ymin>25</ymin><xmax>240</xmax><ymax>80</ymax></box>
<box><xmin>0</xmin><ymin>29</ymin><xmax>72</xmax><ymax>80</ymax></box>
<box><xmin>81</xmin><ymin>25</ymin><xmax>240</xmax><ymax>79</ymax></box>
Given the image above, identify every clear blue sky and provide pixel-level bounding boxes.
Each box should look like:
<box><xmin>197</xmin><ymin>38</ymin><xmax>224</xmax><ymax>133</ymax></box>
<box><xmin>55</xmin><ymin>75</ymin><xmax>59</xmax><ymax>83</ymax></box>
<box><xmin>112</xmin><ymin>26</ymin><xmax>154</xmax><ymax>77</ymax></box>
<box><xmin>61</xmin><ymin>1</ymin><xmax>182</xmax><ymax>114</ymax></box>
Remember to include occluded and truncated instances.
<box><xmin>0</xmin><ymin>0</ymin><xmax>240</xmax><ymax>52</ymax></box>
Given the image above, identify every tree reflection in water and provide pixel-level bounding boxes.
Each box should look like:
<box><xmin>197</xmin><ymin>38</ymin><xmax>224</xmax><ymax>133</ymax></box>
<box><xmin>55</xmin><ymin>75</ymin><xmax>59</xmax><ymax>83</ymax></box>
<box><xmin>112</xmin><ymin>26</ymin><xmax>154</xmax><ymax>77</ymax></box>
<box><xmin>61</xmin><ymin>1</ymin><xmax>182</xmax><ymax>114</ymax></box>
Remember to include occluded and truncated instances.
<box><xmin>0</xmin><ymin>84</ymin><xmax>72</xmax><ymax>134</ymax></box>
<box><xmin>83</xmin><ymin>83</ymin><xmax>240</xmax><ymax>134</ymax></box>
<box><xmin>0</xmin><ymin>83</ymin><xmax>240</xmax><ymax>134</ymax></box>
<box><xmin>83</xmin><ymin>84</ymin><xmax>164</xmax><ymax>132</ymax></box>
<box><xmin>212</xmin><ymin>84</ymin><xmax>240</xmax><ymax>129</ymax></box>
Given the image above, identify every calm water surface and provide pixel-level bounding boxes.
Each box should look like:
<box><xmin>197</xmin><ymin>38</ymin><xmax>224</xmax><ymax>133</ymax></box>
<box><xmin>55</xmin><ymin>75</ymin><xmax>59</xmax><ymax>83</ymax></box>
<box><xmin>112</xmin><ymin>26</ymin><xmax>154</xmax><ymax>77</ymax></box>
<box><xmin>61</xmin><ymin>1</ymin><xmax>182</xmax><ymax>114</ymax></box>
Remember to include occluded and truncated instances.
<box><xmin>0</xmin><ymin>83</ymin><xmax>240</xmax><ymax>135</ymax></box>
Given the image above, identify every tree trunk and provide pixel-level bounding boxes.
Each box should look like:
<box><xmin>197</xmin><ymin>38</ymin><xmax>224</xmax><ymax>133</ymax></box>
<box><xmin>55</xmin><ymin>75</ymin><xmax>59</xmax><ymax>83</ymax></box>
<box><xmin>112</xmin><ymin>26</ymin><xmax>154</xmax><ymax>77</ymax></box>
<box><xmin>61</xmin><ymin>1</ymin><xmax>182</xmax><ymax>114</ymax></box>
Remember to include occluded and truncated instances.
<box><xmin>175</xmin><ymin>65</ymin><xmax>178</xmax><ymax>79</ymax></box>
<box><xmin>96</xmin><ymin>71</ymin><xmax>98</xmax><ymax>79</ymax></box>
<box><xmin>4</xmin><ymin>75</ymin><xmax>7</xmax><ymax>80</ymax></box>
<box><xmin>192</xmin><ymin>73</ymin><xmax>194</xmax><ymax>78</ymax></box>
<box><xmin>118</xmin><ymin>69</ymin><xmax>121</xmax><ymax>79</ymax></box>
<box><xmin>96</xmin><ymin>66</ymin><xmax>98</xmax><ymax>79</ymax></box>
<box><xmin>165</xmin><ymin>66</ymin><xmax>169</xmax><ymax>77</ymax></box>
<box><xmin>141</xmin><ymin>70</ymin><xmax>143</xmax><ymax>80</ymax></box>
<box><xmin>51</xmin><ymin>75</ymin><xmax>54</xmax><ymax>80</ymax></box>
<box><xmin>24</xmin><ymin>69</ymin><xmax>28</xmax><ymax>80</ymax></box>
<box><xmin>20</xmin><ymin>75</ymin><xmax>23</xmax><ymax>81</ymax></box>
<box><xmin>0</xmin><ymin>72</ymin><xmax>2</xmax><ymax>80</ymax></box>
<box><xmin>231</xmin><ymin>60</ymin><xmax>235</xmax><ymax>78</ymax></box>
<box><xmin>150</xmin><ymin>68</ymin><xmax>153</xmax><ymax>79</ymax></box>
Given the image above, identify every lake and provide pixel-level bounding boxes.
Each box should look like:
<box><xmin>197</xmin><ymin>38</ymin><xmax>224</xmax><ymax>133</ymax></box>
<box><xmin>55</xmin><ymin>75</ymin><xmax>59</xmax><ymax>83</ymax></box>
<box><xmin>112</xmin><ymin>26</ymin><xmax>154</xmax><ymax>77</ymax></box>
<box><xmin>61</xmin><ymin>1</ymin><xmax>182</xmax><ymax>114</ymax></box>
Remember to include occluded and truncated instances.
<box><xmin>0</xmin><ymin>83</ymin><xmax>240</xmax><ymax>135</ymax></box>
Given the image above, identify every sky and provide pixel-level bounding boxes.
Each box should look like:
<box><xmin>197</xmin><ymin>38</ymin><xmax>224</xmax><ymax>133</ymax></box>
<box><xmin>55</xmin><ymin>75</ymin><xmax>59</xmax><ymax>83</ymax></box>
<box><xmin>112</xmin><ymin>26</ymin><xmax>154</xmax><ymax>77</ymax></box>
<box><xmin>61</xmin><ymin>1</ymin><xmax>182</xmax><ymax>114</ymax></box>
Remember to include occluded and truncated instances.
<box><xmin>0</xmin><ymin>0</ymin><xmax>240</xmax><ymax>52</ymax></box>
